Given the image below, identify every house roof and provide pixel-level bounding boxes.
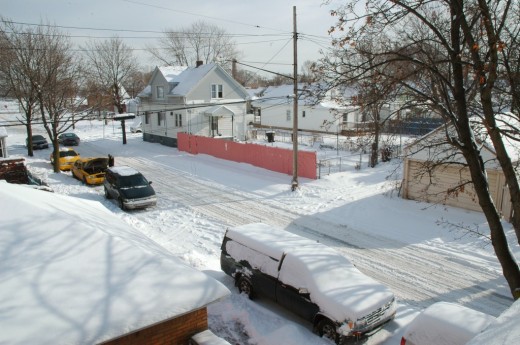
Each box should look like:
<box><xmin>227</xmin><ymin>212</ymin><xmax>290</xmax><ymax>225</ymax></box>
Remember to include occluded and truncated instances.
<box><xmin>0</xmin><ymin>181</ymin><xmax>230</xmax><ymax>345</ymax></box>
<box><xmin>138</xmin><ymin>63</ymin><xmax>245</xmax><ymax>99</ymax></box>
<box><xmin>404</xmin><ymin>114</ymin><xmax>520</xmax><ymax>167</ymax></box>
<box><xmin>248</xmin><ymin>84</ymin><xmax>356</xmax><ymax>110</ymax></box>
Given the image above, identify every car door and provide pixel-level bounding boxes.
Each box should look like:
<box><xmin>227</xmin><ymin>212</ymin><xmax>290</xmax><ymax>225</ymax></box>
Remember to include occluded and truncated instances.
<box><xmin>275</xmin><ymin>254</ymin><xmax>320</xmax><ymax>322</ymax></box>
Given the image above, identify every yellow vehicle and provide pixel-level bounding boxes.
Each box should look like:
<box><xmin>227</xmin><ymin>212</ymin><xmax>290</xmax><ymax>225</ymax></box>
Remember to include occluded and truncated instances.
<box><xmin>71</xmin><ymin>157</ymin><xmax>109</xmax><ymax>185</ymax></box>
<box><xmin>50</xmin><ymin>148</ymin><xmax>80</xmax><ymax>171</ymax></box>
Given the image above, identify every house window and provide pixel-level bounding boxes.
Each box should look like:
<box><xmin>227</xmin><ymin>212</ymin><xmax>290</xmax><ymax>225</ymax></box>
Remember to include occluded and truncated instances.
<box><xmin>342</xmin><ymin>113</ymin><xmax>348</xmax><ymax>123</ymax></box>
<box><xmin>302</xmin><ymin>110</ymin><xmax>306</xmax><ymax>118</ymax></box>
<box><xmin>158</xmin><ymin>112</ymin><xmax>165</xmax><ymax>126</ymax></box>
<box><xmin>156</xmin><ymin>86</ymin><xmax>164</xmax><ymax>99</ymax></box>
<box><xmin>286</xmin><ymin>110</ymin><xmax>291</xmax><ymax>121</ymax></box>
<box><xmin>145</xmin><ymin>112</ymin><xmax>149</xmax><ymax>124</ymax></box>
<box><xmin>175</xmin><ymin>114</ymin><xmax>182</xmax><ymax>127</ymax></box>
<box><xmin>211</xmin><ymin>84</ymin><xmax>223</xmax><ymax>99</ymax></box>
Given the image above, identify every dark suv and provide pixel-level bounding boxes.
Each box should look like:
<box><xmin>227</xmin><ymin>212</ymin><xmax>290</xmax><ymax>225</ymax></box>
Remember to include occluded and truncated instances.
<box><xmin>103</xmin><ymin>166</ymin><xmax>156</xmax><ymax>210</ymax></box>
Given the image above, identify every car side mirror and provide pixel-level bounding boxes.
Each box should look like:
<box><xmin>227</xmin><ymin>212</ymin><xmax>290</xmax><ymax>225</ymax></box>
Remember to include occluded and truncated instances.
<box><xmin>149</xmin><ymin>181</ymin><xmax>152</xmax><ymax>185</ymax></box>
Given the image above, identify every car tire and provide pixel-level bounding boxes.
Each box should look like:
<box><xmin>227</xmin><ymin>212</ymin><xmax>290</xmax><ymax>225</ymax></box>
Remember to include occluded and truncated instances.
<box><xmin>104</xmin><ymin>186</ymin><xmax>112</xmax><ymax>199</ymax></box>
<box><xmin>237</xmin><ymin>276</ymin><xmax>253</xmax><ymax>298</ymax></box>
<box><xmin>82</xmin><ymin>176</ymin><xmax>87</xmax><ymax>185</ymax></box>
<box><xmin>317</xmin><ymin>318</ymin><xmax>339</xmax><ymax>344</ymax></box>
<box><xmin>118</xmin><ymin>197</ymin><xmax>126</xmax><ymax>211</ymax></box>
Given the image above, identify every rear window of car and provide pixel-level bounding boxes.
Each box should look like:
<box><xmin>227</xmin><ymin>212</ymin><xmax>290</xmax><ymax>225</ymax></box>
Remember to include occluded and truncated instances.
<box><xmin>60</xmin><ymin>150</ymin><xmax>78</xmax><ymax>157</ymax></box>
<box><xmin>118</xmin><ymin>173</ymin><xmax>148</xmax><ymax>188</ymax></box>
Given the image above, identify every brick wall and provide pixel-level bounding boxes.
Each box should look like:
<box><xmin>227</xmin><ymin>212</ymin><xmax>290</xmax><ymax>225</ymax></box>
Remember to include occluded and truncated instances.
<box><xmin>101</xmin><ymin>308</ymin><xmax>208</xmax><ymax>345</ymax></box>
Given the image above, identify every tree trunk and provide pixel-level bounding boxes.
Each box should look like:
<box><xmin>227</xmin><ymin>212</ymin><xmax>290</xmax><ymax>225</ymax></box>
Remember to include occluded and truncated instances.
<box><xmin>463</xmin><ymin>146</ymin><xmax>520</xmax><ymax>299</ymax></box>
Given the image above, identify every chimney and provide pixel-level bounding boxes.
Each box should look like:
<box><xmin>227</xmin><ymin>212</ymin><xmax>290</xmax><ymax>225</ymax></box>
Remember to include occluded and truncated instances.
<box><xmin>196</xmin><ymin>60</ymin><xmax>203</xmax><ymax>67</ymax></box>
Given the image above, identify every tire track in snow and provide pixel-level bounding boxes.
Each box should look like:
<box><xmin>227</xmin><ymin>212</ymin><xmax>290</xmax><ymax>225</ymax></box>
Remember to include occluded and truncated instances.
<box><xmin>83</xmin><ymin>141</ymin><xmax>512</xmax><ymax>317</ymax></box>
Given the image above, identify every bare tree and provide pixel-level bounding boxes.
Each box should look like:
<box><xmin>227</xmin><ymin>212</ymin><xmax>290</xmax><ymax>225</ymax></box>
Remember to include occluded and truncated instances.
<box><xmin>148</xmin><ymin>20</ymin><xmax>238</xmax><ymax>71</ymax></box>
<box><xmin>0</xmin><ymin>19</ymin><xmax>42</xmax><ymax>157</ymax></box>
<box><xmin>31</xmin><ymin>24</ymin><xmax>83</xmax><ymax>172</ymax></box>
<box><xmin>0</xmin><ymin>18</ymin><xmax>84</xmax><ymax>167</ymax></box>
<box><xmin>318</xmin><ymin>0</ymin><xmax>520</xmax><ymax>298</ymax></box>
<box><xmin>83</xmin><ymin>36</ymin><xmax>139</xmax><ymax>114</ymax></box>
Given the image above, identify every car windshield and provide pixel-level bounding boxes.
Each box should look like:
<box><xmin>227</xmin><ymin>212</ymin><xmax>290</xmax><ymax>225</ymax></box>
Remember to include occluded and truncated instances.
<box><xmin>60</xmin><ymin>150</ymin><xmax>78</xmax><ymax>157</ymax></box>
<box><xmin>119</xmin><ymin>174</ymin><xmax>148</xmax><ymax>188</ymax></box>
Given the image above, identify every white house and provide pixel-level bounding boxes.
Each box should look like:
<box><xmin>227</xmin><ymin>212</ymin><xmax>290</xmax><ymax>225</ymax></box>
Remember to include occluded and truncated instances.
<box><xmin>137</xmin><ymin>62</ymin><xmax>251</xmax><ymax>147</ymax></box>
<box><xmin>248</xmin><ymin>84</ymin><xmax>355</xmax><ymax>134</ymax></box>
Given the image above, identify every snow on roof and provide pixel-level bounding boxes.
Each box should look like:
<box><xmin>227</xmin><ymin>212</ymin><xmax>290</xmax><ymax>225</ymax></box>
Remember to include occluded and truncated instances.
<box><xmin>403</xmin><ymin>302</ymin><xmax>496</xmax><ymax>345</ymax></box>
<box><xmin>169</xmin><ymin>63</ymin><xmax>216</xmax><ymax>96</ymax></box>
<box><xmin>249</xmin><ymin>84</ymin><xmax>355</xmax><ymax>110</ymax></box>
<box><xmin>0</xmin><ymin>181</ymin><xmax>230</xmax><ymax>345</ymax></box>
<box><xmin>466</xmin><ymin>299</ymin><xmax>520</xmax><ymax>345</ymax></box>
<box><xmin>159</xmin><ymin>65</ymin><xmax>188</xmax><ymax>82</ymax></box>
<box><xmin>226</xmin><ymin>223</ymin><xmax>395</xmax><ymax>321</ymax></box>
<box><xmin>109</xmin><ymin>165</ymin><xmax>140</xmax><ymax>176</ymax></box>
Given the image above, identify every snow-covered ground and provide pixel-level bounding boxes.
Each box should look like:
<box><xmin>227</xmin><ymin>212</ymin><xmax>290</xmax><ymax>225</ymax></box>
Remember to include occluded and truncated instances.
<box><xmin>1</xmin><ymin>101</ymin><xmax>518</xmax><ymax>344</ymax></box>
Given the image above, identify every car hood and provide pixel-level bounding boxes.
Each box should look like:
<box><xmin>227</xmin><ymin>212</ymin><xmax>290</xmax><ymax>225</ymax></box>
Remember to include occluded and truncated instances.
<box><xmin>278</xmin><ymin>246</ymin><xmax>396</xmax><ymax>322</ymax></box>
<box><xmin>120</xmin><ymin>184</ymin><xmax>156</xmax><ymax>199</ymax></box>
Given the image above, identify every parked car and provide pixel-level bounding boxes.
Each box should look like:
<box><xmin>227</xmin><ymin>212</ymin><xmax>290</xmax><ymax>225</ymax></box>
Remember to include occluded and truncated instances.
<box><xmin>130</xmin><ymin>119</ymin><xmax>142</xmax><ymax>133</ymax></box>
<box><xmin>50</xmin><ymin>148</ymin><xmax>80</xmax><ymax>171</ymax></box>
<box><xmin>400</xmin><ymin>302</ymin><xmax>495</xmax><ymax>345</ymax></box>
<box><xmin>71</xmin><ymin>157</ymin><xmax>108</xmax><ymax>185</ymax></box>
<box><xmin>58</xmin><ymin>132</ymin><xmax>80</xmax><ymax>146</ymax></box>
<box><xmin>103</xmin><ymin>165</ymin><xmax>156</xmax><ymax>210</ymax></box>
<box><xmin>220</xmin><ymin>223</ymin><xmax>397</xmax><ymax>344</ymax></box>
<box><xmin>26</xmin><ymin>135</ymin><xmax>49</xmax><ymax>149</ymax></box>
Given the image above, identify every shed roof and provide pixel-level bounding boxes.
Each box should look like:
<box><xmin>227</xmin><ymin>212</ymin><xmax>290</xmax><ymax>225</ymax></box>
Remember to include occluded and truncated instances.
<box><xmin>0</xmin><ymin>182</ymin><xmax>230</xmax><ymax>345</ymax></box>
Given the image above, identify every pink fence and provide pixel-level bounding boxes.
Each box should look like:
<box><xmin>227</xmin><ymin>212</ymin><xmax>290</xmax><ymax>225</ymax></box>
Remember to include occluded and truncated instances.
<box><xmin>177</xmin><ymin>133</ymin><xmax>317</xmax><ymax>179</ymax></box>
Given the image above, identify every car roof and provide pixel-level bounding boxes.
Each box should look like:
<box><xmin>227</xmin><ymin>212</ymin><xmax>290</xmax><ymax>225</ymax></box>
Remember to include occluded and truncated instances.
<box><xmin>108</xmin><ymin>165</ymin><xmax>140</xmax><ymax>176</ymax></box>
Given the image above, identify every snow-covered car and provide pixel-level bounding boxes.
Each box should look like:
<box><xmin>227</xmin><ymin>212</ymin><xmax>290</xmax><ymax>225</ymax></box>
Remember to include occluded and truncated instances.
<box><xmin>220</xmin><ymin>223</ymin><xmax>397</xmax><ymax>344</ymax></box>
<box><xmin>50</xmin><ymin>147</ymin><xmax>80</xmax><ymax>171</ymax></box>
<box><xmin>58</xmin><ymin>132</ymin><xmax>80</xmax><ymax>146</ymax></box>
<box><xmin>400</xmin><ymin>302</ymin><xmax>495</xmax><ymax>345</ymax></box>
<box><xmin>71</xmin><ymin>157</ymin><xmax>108</xmax><ymax>185</ymax></box>
<box><xmin>26</xmin><ymin>134</ymin><xmax>49</xmax><ymax>149</ymax></box>
<box><xmin>103</xmin><ymin>165</ymin><xmax>156</xmax><ymax>210</ymax></box>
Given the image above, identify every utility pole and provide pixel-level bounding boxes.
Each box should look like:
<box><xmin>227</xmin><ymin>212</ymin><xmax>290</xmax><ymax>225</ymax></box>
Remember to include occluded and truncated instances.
<box><xmin>291</xmin><ymin>5</ymin><xmax>299</xmax><ymax>191</ymax></box>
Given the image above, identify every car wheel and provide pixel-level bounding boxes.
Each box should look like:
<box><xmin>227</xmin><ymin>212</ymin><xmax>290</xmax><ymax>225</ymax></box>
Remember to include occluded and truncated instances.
<box><xmin>118</xmin><ymin>197</ymin><xmax>126</xmax><ymax>211</ymax></box>
<box><xmin>237</xmin><ymin>276</ymin><xmax>253</xmax><ymax>298</ymax></box>
<box><xmin>317</xmin><ymin>318</ymin><xmax>339</xmax><ymax>344</ymax></box>
<box><xmin>104</xmin><ymin>186</ymin><xmax>112</xmax><ymax>199</ymax></box>
<box><xmin>82</xmin><ymin>176</ymin><xmax>87</xmax><ymax>184</ymax></box>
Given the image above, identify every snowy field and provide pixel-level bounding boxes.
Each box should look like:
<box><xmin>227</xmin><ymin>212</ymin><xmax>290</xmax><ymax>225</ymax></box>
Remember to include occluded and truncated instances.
<box><xmin>1</xmin><ymin>100</ymin><xmax>518</xmax><ymax>344</ymax></box>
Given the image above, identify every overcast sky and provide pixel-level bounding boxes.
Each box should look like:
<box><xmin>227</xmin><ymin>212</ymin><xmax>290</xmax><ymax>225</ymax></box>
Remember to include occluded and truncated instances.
<box><xmin>3</xmin><ymin>0</ymin><xmax>343</xmax><ymax>76</ymax></box>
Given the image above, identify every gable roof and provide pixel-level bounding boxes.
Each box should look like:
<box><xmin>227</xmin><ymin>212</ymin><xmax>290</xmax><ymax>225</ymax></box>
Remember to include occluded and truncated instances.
<box><xmin>138</xmin><ymin>63</ymin><xmax>249</xmax><ymax>100</ymax></box>
<box><xmin>0</xmin><ymin>181</ymin><xmax>230</xmax><ymax>345</ymax></box>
